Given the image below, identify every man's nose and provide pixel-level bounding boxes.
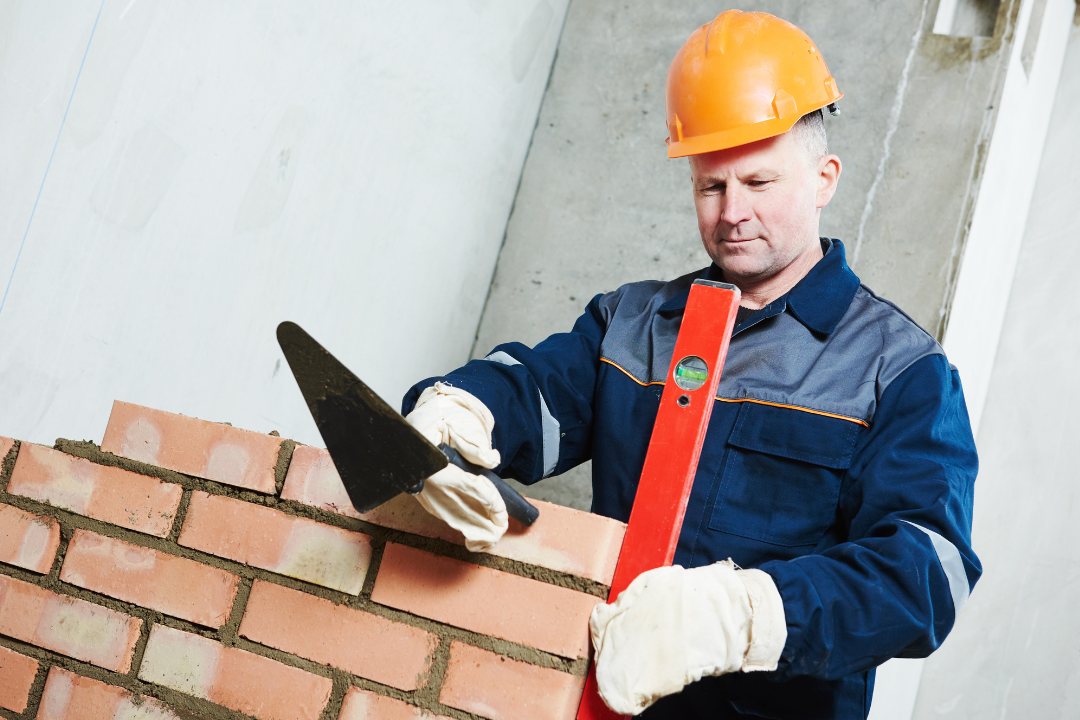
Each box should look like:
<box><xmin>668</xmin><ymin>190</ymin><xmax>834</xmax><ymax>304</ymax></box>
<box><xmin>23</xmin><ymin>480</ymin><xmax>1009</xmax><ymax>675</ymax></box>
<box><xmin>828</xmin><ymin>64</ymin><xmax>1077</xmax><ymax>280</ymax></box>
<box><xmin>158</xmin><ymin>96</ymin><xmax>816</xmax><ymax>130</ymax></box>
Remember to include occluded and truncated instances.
<box><xmin>719</xmin><ymin>185</ymin><xmax>753</xmax><ymax>226</ymax></box>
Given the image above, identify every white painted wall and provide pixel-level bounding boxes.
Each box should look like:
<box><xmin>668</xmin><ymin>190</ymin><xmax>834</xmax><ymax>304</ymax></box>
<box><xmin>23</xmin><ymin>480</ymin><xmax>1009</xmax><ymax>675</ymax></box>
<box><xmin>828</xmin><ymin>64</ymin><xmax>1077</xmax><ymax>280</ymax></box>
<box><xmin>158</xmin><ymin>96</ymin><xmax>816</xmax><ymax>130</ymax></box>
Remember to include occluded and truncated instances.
<box><xmin>869</xmin><ymin>0</ymin><xmax>1075</xmax><ymax>718</ymax></box>
<box><xmin>912</xmin><ymin>13</ymin><xmax>1080</xmax><ymax>718</ymax></box>
<box><xmin>0</xmin><ymin>0</ymin><xmax>568</xmax><ymax>446</ymax></box>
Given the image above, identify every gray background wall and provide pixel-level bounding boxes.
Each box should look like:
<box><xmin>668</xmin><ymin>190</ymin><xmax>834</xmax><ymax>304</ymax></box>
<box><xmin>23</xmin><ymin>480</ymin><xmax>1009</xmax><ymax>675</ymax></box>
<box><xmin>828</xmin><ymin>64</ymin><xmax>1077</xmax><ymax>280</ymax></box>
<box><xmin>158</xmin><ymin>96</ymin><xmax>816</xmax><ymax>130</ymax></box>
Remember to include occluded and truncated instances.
<box><xmin>482</xmin><ymin>0</ymin><xmax>1044</xmax><ymax>511</ymax></box>
<box><xmin>478</xmin><ymin>1</ymin><xmax>1079</xmax><ymax>717</ymax></box>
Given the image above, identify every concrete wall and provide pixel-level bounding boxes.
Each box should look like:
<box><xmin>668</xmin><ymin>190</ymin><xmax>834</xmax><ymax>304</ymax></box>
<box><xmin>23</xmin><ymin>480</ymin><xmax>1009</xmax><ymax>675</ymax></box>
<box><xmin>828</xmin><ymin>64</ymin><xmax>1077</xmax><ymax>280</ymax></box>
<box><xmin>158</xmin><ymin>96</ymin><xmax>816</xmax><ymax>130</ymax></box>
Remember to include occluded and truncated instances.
<box><xmin>0</xmin><ymin>0</ymin><xmax>568</xmax><ymax>448</ymax></box>
<box><xmin>475</xmin><ymin>0</ymin><xmax>1076</xmax><ymax>717</ymax></box>
<box><xmin>912</xmin><ymin>13</ymin><xmax>1080</xmax><ymax>719</ymax></box>
<box><xmin>475</xmin><ymin>0</ymin><xmax>1037</xmax><ymax>512</ymax></box>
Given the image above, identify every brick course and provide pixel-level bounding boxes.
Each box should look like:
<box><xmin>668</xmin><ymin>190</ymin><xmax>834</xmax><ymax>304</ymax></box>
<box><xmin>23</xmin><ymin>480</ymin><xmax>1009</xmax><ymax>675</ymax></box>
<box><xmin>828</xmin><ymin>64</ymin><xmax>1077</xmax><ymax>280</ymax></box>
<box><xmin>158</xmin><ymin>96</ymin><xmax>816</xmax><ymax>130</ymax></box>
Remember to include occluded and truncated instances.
<box><xmin>283</xmin><ymin>445</ymin><xmax>626</xmax><ymax>584</ymax></box>
<box><xmin>372</xmin><ymin>543</ymin><xmax>599</xmax><ymax>659</ymax></box>
<box><xmin>440</xmin><ymin>641</ymin><xmax>587</xmax><ymax>720</ymax></box>
<box><xmin>102</xmin><ymin>400</ymin><xmax>283</xmax><ymax>493</ymax></box>
<box><xmin>0</xmin><ymin>402</ymin><xmax>624</xmax><ymax>720</ymax></box>
<box><xmin>239</xmin><ymin>579</ymin><xmax>437</xmax><ymax>690</ymax></box>
<box><xmin>0</xmin><ymin>575</ymin><xmax>141</xmax><ymax>672</ymax></box>
<box><xmin>140</xmin><ymin>624</ymin><xmax>333</xmax><ymax>720</ymax></box>
<box><xmin>0</xmin><ymin>502</ymin><xmax>61</xmax><ymax>574</ymax></box>
<box><xmin>179</xmin><ymin>490</ymin><xmax>372</xmax><ymax>594</ymax></box>
<box><xmin>61</xmin><ymin>529</ymin><xmax>240</xmax><ymax>628</ymax></box>
<box><xmin>38</xmin><ymin>667</ymin><xmax>185</xmax><ymax>720</ymax></box>
<box><xmin>8</xmin><ymin>443</ymin><xmax>182</xmax><ymax>537</ymax></box>
<box><xmin>0</xmin><ymin>644</ymin><xmax>38</xmax><ymax>712</ymax></box>
<box><xmin>340</xmin><ymin>686</ymin><xmax>454</xmax><ymax>720</ymax></box>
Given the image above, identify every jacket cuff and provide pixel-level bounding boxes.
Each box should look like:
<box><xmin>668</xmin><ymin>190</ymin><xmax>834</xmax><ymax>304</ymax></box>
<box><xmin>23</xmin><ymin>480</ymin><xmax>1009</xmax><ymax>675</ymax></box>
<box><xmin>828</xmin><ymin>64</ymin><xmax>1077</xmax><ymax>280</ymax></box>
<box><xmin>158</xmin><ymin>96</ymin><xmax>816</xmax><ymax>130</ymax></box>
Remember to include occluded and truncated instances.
<box><xmin>737</xmin><ymin>568</ymin><xmax>787</xmax><ymax>672</ymax></box>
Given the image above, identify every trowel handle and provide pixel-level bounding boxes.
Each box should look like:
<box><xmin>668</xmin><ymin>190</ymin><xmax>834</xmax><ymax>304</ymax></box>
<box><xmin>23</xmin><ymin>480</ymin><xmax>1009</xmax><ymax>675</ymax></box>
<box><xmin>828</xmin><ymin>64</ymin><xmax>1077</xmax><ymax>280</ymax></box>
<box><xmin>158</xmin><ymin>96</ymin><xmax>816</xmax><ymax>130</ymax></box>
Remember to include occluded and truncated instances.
<box><xmin>438</xmin><ymin>444</ymin><xmax>540</xmax><ymax>527</ymax></box>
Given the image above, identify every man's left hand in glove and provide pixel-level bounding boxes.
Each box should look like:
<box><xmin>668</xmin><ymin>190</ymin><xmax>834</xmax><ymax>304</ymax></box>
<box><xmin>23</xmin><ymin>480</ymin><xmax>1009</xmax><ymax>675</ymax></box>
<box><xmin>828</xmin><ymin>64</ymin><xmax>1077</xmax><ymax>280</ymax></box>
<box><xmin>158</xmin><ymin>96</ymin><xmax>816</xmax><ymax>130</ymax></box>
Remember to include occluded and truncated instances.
<box><xmin>589</xmin><ymin>560</ymin><xmax>788</xmax><ymax>715</ymax></box>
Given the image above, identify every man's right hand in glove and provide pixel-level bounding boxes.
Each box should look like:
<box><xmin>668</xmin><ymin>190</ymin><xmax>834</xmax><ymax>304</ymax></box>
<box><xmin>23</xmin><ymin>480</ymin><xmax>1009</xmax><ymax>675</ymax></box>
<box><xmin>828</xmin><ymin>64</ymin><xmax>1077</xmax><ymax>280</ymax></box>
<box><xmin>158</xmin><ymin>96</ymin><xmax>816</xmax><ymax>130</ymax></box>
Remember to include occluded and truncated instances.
<box><xmin>405</xmin><ymin>382</ymin><xmax>508</xmax><ymax>552</ymax></box>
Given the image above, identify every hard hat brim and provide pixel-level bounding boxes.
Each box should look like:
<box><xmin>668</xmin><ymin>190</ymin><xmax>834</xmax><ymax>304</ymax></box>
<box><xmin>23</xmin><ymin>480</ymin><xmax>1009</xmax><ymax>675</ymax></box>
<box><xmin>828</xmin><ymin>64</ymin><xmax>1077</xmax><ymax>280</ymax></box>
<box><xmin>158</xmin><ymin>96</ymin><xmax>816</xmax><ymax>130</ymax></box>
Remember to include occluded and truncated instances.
<box><xmin>666</xmin><ymin>92</ymin><xmax>843</xmax><ymax>159</ymax></box>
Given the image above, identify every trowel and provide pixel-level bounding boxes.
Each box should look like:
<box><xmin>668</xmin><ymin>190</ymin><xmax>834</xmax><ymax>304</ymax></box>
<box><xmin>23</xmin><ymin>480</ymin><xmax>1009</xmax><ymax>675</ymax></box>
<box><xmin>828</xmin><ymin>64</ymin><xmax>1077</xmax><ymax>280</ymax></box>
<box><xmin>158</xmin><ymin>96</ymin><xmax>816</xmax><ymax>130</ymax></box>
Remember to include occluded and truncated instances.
<box><xmin>276</xmin><ymin>321</ymin><xmax>539</xmax><ymax>526</ymax></box>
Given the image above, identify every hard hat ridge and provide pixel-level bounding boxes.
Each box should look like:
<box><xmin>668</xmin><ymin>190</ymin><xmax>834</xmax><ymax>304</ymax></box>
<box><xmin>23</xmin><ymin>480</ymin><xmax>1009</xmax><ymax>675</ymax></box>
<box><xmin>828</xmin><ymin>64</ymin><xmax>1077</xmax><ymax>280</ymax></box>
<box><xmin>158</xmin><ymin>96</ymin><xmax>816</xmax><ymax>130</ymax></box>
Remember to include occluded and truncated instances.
<box><xmin>665</xmin><ymin>10</ymin><xmax>843</xmax><ymax>158</ymax></box>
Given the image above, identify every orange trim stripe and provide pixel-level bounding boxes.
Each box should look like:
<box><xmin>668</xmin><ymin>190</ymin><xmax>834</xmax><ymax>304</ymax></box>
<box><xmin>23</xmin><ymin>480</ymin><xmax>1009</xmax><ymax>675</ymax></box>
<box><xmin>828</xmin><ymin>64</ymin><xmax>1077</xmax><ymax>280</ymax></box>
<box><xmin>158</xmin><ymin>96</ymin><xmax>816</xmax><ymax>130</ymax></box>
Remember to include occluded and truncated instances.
<box><xmin>600</xmin><ymin>357</ymin><xmax>869</xmax><ymax>427</ymax></box>
<box><xmin>714</xmin><ymin>397</ymin><xmax>869</xmax><ymax>426</ymax></box>
<box><xmin>600</xmin><ymin>357</ymin><xmax>666</xmax><ymax>386</ymax></box>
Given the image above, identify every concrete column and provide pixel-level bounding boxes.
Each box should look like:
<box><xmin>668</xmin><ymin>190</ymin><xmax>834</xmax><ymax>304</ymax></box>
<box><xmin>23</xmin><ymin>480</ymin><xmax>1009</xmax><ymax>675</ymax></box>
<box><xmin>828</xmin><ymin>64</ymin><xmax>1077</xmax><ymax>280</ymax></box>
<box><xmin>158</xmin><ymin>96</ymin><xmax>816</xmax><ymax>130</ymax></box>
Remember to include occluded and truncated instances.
<box><xmin>912</xmin><ymin>10</ymin><xmax>1080</xmax><ymax>719</ymax></box>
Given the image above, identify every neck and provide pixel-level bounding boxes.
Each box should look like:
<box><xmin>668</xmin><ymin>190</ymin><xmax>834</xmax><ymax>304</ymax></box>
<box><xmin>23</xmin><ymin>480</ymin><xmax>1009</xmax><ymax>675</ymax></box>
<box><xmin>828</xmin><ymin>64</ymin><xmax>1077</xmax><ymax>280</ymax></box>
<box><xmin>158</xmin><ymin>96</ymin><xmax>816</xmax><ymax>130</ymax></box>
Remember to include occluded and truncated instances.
<box><xmin>730</xmin><ymin>239</ymin><xmax>824</xmax><ymax>310</ymax></box>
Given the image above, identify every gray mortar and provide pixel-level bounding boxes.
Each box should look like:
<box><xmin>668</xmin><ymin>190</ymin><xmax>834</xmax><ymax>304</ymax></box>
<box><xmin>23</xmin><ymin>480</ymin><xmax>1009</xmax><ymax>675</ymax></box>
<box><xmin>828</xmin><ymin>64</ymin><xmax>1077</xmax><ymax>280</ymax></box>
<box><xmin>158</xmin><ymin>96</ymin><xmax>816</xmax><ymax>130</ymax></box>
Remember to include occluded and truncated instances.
<box><xmin>358</xmin><ymin>540</ymin><xmax>385</xmax><ymax>600</ymax></box>
<box><xmin>0</xmin><ymin>440</ymin><xmax>19</xmax><ymax>493</ymax></box>
<box><xmin>272</xmin><ymin>440</ymin><xmax>297</xmax><ymax>496</ymax></box>
<box><xmin>316</xmin><ymin>676</ymin><xmax>349</xmax><ymax>720</ymax></box>
<box><xmin>0</xmin><ymin>438</ymin><xmax>603</xmax><ymax>719</ymax></box>
<box><xmin>219</xmin><ymin>577</ymin><xmax>253</xmax><ymax>645</ymax></box>
<box><xmin>167</xmin><ymin>490</ymin><xmax>194</xmax><ymax>543</ymax></box>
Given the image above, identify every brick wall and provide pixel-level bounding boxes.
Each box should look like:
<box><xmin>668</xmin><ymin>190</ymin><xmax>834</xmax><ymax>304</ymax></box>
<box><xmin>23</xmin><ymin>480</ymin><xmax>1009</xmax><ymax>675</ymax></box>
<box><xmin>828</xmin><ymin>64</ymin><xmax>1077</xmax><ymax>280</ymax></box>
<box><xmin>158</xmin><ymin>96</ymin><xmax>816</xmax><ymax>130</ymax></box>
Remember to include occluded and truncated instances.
<box><xmin>0</xmin><ymin>401</ymin><xmax>625</xmax><ymax>720</ymax></box>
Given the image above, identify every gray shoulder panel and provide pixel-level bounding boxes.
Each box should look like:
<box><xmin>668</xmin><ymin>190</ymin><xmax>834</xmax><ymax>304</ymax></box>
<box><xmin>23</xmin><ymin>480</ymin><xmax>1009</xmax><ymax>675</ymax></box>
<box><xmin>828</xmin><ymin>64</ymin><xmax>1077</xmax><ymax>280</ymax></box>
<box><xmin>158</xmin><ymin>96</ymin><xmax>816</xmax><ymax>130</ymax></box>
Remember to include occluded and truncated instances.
<box><xmin>600</xmin><ymin>281</ymin><xmax>943</xmax><ymax>424</ymax></box>
<box><xmin>595</xmin><ymin>269</ymin><xmax>706</xmax><ymax>381</ymax></box>
<box><xmin>846</xmin><ymin>285</ymin><xmax>945</xmax><ymax>403</ymax></box>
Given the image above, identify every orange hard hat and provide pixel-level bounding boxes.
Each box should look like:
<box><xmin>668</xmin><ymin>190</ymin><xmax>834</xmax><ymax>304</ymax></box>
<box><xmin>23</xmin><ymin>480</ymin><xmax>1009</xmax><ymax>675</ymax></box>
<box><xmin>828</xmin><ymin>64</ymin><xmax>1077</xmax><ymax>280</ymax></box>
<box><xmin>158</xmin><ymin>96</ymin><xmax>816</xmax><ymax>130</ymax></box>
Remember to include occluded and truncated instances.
<box><xmin>665</xmin><ymin>10</ymin><xmax>843</xmax><ymax>158</ymax></box>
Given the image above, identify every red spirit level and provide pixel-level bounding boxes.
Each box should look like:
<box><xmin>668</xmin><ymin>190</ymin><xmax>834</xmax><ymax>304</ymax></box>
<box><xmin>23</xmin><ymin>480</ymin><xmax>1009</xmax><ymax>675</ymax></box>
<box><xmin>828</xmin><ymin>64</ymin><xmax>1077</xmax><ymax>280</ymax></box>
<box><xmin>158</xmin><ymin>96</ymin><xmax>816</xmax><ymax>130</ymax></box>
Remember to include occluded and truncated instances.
<box><xmin>577</xmin><ymin>278</ymin><xmax>740</xmax><ymax>720</ymax></box>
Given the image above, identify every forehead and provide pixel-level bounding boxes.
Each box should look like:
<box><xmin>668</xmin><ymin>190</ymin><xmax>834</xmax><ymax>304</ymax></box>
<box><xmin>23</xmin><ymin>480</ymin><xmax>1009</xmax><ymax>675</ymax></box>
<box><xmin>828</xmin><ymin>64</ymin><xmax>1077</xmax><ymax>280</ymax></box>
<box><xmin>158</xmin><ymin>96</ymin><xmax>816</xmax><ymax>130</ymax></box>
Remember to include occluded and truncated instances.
<box><xmin>689</xmin><ymin>131</ymin><xmax>804</xmax><ymax>179</ymax></box>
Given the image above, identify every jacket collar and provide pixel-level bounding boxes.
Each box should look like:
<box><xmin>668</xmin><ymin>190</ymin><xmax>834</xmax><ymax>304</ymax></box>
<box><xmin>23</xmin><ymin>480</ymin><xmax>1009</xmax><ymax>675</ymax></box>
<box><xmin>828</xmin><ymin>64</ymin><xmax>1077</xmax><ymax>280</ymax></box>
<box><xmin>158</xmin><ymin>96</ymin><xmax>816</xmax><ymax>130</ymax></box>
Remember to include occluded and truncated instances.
<box><xmin>657</xmin><ymin>239</ymin><xmax>861</xmax><ymax>336</ymax></box>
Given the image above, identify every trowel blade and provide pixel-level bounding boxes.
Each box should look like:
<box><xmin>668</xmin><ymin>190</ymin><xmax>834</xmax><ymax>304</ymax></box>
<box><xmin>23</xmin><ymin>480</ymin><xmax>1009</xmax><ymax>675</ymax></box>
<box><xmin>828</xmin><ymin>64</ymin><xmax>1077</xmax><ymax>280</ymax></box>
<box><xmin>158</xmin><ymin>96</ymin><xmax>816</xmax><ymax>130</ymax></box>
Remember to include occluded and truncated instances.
<box><xmin>276</xmin><ymin>321</ymin><xmax>447</xmax><ymax>513</ymax></box>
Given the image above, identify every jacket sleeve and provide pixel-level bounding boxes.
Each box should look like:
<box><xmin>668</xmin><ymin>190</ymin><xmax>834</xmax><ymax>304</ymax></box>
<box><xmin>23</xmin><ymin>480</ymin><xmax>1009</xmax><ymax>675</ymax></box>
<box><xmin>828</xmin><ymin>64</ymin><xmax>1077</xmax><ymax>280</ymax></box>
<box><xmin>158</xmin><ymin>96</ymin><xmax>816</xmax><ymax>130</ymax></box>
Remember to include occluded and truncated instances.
<box><xmin>401</xmin><ymin>294</ymin><xmax>609</xmax><ymax>484</ymax></box>
<box><xmin>761</xmin><ymin>352</ymin><xmax>981</xmax><ymax>680</ymax></box>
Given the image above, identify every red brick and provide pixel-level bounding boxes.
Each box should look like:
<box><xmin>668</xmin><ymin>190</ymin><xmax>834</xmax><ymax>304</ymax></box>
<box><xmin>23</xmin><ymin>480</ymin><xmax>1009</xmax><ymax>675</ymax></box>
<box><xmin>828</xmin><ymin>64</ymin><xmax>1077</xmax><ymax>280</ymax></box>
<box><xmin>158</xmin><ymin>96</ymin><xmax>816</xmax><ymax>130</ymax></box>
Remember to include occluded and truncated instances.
<box><xmin>179</xmin><ymin>491</ymin><xmax>372</xmax><ymax>594</ymax></box>
<box><xmin>280</xmin><ymin>444</ymin><xmax>362</xmax><ymax>519</ymax></box>
<box><xmin>283</xmin><ymin>446</ymin><xmax>626</xmax><ymax>584</ymax></box>
<box><xmin>239</xmin><ymin>580</ymin><xmax>436</xmax><ymax>691</ymax></box>
<box><xmin>139</xmin><ymin>624</ymin><xmax>332</xmax><ymax>720</ymax></box>
<box><xmin>338</xmin><ymin>687</ymin><xmax>453</xmax><ymax>720</ymax></box>
<box><xmin>370</xmin><ymin>544</ymin><xmax>599</xmax><ymax>659</ymax></box>
<box><xmin>0</xmin><ymin>575</ymin><xmax>141</xmax><ymax>672</ymax></box>
<box><xmin>0</xmin><ymin>502</ymin><xmax>61</xmax><ymax>574</ymax></box>
<box><xmin>8</xmin><ymin>444</ymin><xmax>181</xmax><ymax>537</ymax></box>
<box><xmin>101</xmin><ymin>401</ymin><xmax>282</xmax><ymax>493</ymax></box>
<box><xmin>37</xmin><ymin>667</ymin><xmax>186</xmax><ymax>720</ymax></box>
<box><xmin>0</xmin><ymin>436</ymin><xmax>13</xmax><ymax>461</ymax></box>
<box><xmin>439</xmin><ymin>642</ymin><xmax>585</xmax><ymax>720</ymax></box>
<box><xmin>61</xmin><ymin>529</ymin><xmax>239</xmax><ymax>628</ymax></box>
<box><xmin>0</xmin><ymin>644</ymin><xmax>38</xmax><ymax>713</ymax></box>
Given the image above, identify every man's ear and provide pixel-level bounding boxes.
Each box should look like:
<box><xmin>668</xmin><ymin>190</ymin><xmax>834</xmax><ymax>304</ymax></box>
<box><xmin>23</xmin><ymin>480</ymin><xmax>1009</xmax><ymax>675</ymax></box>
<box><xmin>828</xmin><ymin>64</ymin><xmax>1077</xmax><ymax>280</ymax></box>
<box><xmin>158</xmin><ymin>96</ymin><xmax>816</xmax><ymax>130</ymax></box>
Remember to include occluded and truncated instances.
<box><xmin>816</xmin><ymin>154</ymin><xmax>842</xmax><ymax>209</ymax></box>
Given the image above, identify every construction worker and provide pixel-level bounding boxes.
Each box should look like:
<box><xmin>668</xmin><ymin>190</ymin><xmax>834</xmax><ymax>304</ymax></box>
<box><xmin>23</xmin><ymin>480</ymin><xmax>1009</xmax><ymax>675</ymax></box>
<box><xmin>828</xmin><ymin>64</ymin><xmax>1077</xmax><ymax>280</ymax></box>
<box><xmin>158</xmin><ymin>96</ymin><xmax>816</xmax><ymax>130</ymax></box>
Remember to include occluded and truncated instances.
<box><xmin>403</xmin><ymin>11</ymin><xmax>979</xmax><ymax>719</ymax></box>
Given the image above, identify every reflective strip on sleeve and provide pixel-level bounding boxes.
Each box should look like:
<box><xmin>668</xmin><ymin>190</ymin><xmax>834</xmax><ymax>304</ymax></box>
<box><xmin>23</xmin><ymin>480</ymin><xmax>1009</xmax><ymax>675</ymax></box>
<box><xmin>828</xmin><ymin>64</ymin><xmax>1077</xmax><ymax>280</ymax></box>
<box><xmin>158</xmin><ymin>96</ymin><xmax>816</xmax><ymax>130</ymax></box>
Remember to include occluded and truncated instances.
<box><xmin>902</xmin><ymin>520</ymin><xmax>970</xmax><ymax>617</ymax></box>
<box><xmin>484</xmin><ymin>351</ymin><xmax>561</xmax><ymax>477</ymax></box>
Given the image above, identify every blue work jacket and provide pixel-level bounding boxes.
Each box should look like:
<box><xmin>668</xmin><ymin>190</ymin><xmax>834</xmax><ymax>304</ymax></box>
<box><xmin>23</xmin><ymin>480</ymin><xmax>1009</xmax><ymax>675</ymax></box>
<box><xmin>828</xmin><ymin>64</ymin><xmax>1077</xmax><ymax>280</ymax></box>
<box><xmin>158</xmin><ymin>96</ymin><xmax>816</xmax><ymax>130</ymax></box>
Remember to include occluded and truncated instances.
<box><xmin>403</xmin><ymin>240</ymin><xmax>980</xmax><ymax>719</ymax></box>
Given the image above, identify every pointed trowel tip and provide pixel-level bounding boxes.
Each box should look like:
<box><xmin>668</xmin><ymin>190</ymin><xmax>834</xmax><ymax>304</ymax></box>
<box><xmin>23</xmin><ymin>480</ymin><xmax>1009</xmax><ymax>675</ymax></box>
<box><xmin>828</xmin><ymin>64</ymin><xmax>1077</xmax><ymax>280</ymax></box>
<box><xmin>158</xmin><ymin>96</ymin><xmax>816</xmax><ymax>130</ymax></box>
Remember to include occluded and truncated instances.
<box><xmin>277</xmin><ymin>321</ymin><xmax>302</xmax><ymax>345</ymax></box>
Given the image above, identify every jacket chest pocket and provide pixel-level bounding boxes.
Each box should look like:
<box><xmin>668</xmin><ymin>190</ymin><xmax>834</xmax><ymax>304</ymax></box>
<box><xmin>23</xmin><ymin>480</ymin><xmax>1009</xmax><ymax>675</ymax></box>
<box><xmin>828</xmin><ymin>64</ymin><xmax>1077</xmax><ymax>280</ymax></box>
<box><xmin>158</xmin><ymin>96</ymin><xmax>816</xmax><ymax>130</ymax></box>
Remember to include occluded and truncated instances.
<box><xmin>707</xmin><ymin>402</ymin><xmax>862</xmax><ymax>547</ymax></box>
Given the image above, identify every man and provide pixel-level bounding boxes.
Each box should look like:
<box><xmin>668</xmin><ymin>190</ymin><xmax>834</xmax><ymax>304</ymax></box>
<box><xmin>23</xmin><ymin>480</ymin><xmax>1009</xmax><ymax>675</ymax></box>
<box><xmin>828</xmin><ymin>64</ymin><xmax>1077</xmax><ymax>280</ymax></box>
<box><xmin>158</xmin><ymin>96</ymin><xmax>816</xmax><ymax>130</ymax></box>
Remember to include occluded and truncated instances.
<box><xmin>403</xmin><ymin>11</ymin><xmax>979</xmax><ymax>719</ymax></box>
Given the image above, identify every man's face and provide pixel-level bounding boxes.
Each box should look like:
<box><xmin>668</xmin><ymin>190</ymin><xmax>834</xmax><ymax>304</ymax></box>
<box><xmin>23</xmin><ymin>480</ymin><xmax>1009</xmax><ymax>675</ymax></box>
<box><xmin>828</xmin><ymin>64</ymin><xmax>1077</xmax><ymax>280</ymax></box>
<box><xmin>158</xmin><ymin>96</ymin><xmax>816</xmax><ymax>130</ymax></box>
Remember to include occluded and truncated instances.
<box><xmin>689</xmin><ymin>131</ymin><xmax>840</xmax><ymax>285</ymax></box>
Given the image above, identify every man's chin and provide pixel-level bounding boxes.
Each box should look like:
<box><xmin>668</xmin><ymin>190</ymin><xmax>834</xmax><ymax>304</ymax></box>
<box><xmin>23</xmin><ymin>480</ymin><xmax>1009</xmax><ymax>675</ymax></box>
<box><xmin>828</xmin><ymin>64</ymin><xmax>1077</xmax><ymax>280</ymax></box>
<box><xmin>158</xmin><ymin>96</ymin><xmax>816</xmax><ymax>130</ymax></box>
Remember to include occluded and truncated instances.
<box><xmin>718</xmin><ymin>257</ymin><xmax>770</xmax><ymax>283</ymax></box>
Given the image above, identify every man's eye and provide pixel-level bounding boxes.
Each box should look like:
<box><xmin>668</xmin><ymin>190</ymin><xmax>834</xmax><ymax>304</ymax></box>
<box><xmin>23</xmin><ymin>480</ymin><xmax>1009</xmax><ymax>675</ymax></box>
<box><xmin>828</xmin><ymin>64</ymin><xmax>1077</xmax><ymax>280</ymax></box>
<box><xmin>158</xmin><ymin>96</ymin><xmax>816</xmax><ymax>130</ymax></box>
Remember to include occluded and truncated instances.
<box><xmin>748</xmin><ymin>180</ymin><xmax>769</xmax><ymax>187</ymax></box>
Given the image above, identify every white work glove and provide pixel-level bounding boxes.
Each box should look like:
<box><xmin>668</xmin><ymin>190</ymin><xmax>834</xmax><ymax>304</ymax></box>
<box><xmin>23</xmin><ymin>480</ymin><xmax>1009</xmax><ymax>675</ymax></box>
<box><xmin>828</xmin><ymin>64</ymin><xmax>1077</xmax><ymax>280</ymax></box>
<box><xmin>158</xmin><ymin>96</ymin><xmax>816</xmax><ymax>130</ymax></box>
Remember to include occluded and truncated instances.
<box><xmin>589</xmin><ymin>561</ymin><xmax>787</xmax><ymax>715</ymax></box>
<box><xmin>405</xmin><ymin>382</ymin><xmax>508</xmax><ymax>552</ymax></box>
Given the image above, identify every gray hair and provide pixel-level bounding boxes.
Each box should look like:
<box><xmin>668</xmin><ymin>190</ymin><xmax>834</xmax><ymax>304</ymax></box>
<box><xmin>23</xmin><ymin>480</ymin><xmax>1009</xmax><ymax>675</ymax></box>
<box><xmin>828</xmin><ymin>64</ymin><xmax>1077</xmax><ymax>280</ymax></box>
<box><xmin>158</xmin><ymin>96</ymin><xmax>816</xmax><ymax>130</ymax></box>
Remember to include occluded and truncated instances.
<box><xmin>790</xmin><ymin>109</ymin><xmax>828</xmax><ymax>161</ymax></box>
